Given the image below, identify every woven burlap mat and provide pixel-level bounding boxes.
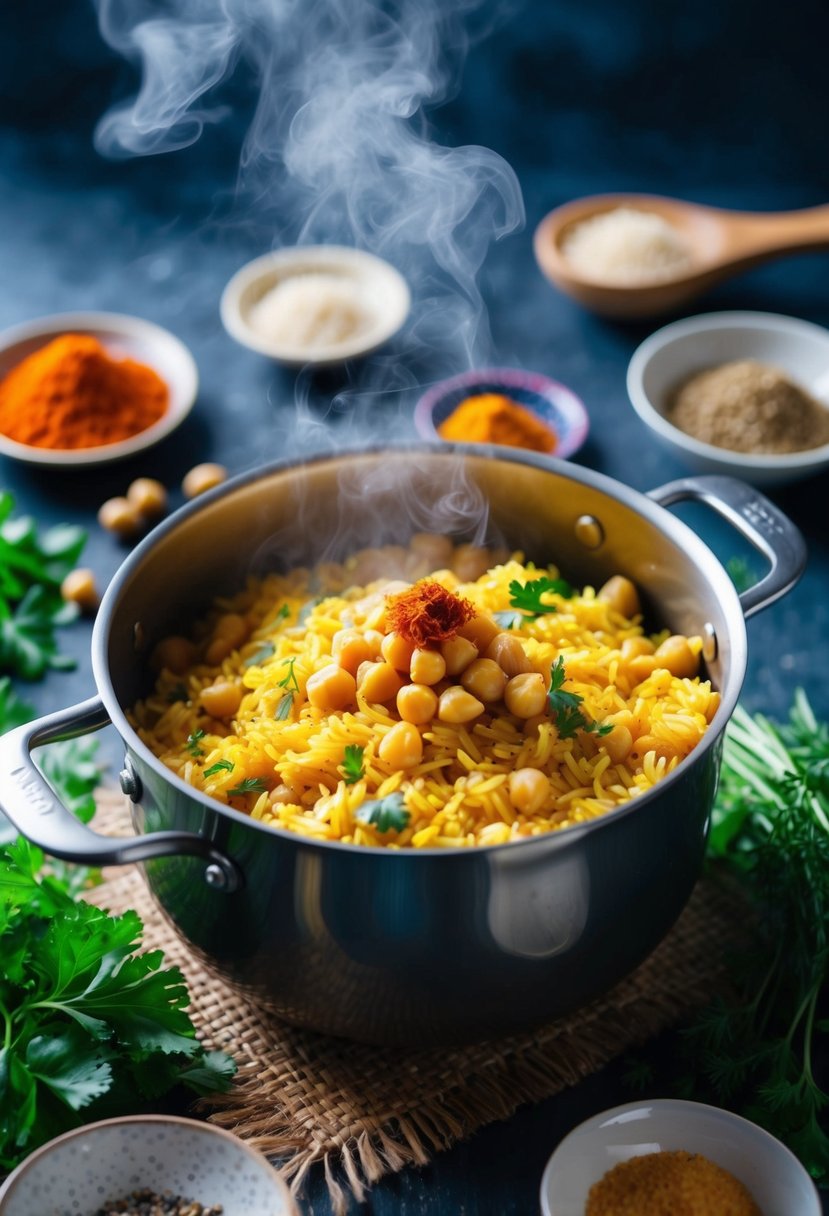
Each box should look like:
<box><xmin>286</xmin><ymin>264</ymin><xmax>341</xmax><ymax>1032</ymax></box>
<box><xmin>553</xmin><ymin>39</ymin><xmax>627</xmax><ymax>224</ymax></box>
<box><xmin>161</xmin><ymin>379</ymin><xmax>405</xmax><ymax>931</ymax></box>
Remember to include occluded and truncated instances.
<box><xmin>87</xmin><ymin>790</ymin><xmax>746</xmax><ymax>1213</ymax></box>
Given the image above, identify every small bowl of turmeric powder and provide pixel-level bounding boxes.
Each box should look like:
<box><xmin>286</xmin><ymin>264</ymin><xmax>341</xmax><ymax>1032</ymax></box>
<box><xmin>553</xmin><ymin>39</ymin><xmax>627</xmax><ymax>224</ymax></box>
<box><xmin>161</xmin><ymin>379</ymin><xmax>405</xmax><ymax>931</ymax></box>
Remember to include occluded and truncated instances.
<box><xmin>0</xmin><ymin>311</ymin><xmax>198</xmax><ymax>466</ymax></box>
<box><xmin>539</xmin><ymin>1098</ymin><xmax>820</xmax><ymax>1216</ymax></box>
<box><xmin>414</xmin><ymin>367</ymin><xmax>589</xmax><ymax>458</ymax></box>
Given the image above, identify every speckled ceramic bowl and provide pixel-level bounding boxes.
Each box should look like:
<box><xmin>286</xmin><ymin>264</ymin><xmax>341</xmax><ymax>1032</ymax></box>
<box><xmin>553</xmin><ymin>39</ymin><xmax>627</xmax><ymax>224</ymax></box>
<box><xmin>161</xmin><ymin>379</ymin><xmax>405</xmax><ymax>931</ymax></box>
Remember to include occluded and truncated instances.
<box><xmin>414</xmin><ymin>367</ymin><xmax>589</xmax><ymax>459</ymax></box>
<box><xmin>0</xmin><ymin>1115</ymin><xmax>298</xmax><ymax>1216</ymax></box>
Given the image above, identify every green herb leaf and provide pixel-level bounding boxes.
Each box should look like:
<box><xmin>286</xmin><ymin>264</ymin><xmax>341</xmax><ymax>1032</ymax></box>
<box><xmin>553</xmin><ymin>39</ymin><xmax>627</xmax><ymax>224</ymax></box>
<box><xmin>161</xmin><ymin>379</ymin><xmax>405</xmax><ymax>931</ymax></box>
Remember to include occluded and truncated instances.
<box><xmin>0</xmin><ymin>846</ymin><xmax>235</xmax><ymax>1171</ymax></box>
<box><xmin>546</xmin><ymin>656</ymin><xmax>612</xmax><ymax>739</ymax></box>
<box><xmin>0</xmin><ymin>676</ymin><xmax>33</xmax><ymax>733</ymax></box>
<box><xmin>185</xmin><ymin>729</ymin><xmax>205</xmax><ymax>756</ymax></box>
<box><xmin>227</xmin><ymin>777</ymin><xmax>267</xmax><ymax>796</ymax></box>
<box><xmin>356</xmin><ymin>792</ymin><xmax>409</xmax><ymax>833</ymax></box>
<box><xmin>508</xmin><ymin>575</ymin><xmax>574</xmax><ymax>620</ymax></box>
<box><xmin>341</xmin><ymin>744</ymin><xmax>365</xmax><ymax>785</ymax></box>
<box><xmin>277</xmin><ymin>657</ymin><xmax>300</xmax><ymax>692</ymax></box>
<box><xmin>203</xmin><ymin>760</ymin><xmax>234</xmax><ymax>778</ymax></box>
<box><xmin>275</xmin><ymin>692</ymin><xmax>294</xmax><ymax>721</ymax></box>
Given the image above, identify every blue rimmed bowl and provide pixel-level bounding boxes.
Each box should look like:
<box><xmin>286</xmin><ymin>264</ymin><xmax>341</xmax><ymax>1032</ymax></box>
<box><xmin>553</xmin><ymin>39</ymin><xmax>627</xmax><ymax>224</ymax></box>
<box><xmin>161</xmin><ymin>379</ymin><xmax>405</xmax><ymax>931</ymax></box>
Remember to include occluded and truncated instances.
<box><xmin>413</xmin><ymin>367</ymin><xmax>589</xmax><ymax>459</ymax></box>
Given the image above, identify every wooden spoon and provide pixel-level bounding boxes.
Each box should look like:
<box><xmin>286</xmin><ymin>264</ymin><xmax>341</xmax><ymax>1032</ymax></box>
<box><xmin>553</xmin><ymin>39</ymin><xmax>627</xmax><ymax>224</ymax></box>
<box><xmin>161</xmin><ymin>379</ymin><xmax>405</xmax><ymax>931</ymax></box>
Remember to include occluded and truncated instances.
<box><xmin>534</xmin><ymin>193</ymin><xmax>829</xmax><ymax>319</ymax></box>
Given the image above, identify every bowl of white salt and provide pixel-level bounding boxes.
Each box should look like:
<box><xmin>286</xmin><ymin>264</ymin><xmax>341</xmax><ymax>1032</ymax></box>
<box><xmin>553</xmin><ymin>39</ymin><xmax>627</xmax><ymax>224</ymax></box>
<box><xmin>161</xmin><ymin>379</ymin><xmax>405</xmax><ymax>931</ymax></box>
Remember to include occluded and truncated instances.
<box><xmin>626</xmin><ymin>310</ymin><xmax>829</xmax><ymax>487</ymax></box>
<box><xmin>220</xmin><ymin>245</ymin><xmax>411</xmax><ymax>366</ymax></box>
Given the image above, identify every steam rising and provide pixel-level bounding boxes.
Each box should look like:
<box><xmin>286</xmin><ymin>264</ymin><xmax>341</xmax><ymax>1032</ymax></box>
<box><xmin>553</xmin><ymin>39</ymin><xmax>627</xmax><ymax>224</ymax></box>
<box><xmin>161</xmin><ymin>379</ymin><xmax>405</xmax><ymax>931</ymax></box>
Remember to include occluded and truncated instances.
<box><xmin>93</xmin><ymin>0</ymin><xmax>524</xmax><ymax>369</ymax></box>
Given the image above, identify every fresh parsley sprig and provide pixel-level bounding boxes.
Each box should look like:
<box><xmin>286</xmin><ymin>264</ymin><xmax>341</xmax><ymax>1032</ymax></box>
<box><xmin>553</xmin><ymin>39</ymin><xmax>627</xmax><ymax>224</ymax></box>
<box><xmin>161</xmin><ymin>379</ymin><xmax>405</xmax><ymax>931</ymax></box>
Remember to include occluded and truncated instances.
<box><xmin>341</xmin><ymin>745</ymin><xmax>365</xmax><ymax>785</ymax></box>
<box><xmin>275</xmin><ymin>658</ymin><xmax>301</xmax><ymax>721</ymax></box>
<box><xmin>0</xmin><ymin>493</ymin><xmax>87</xmax><ymax>680</ymax></box>
<box><xmin>0</xmin><ymin>839</ymin><xmax>234</xmax><ymax>1170</ymax></box>
<box><xmin>203</xmin><ymin>760</ymin><xmax>234</xmax><ymax>778</ymax></box>
<box><xmin>508</xmin><ymin>575</ymin><xmax>574</xmax><ymax>621</ymax></box>
<box><xmin>356</xmin><ymin>792</ymin><xmax>409</xmax><ymax>833</ymax></box>
<box><xmin>185</xmin><ymin>729</ymin><xmax>205</xmax><ymax>756</ymax></box>
<box><xmin>547</xmin><ymin>656</ymin><xmax>612</xmax><ymax>739</ymax></box>
<box><xmin>227</xmin><ymin>777</ymin><xmax>267</xmax><ymax>797</ymax></box>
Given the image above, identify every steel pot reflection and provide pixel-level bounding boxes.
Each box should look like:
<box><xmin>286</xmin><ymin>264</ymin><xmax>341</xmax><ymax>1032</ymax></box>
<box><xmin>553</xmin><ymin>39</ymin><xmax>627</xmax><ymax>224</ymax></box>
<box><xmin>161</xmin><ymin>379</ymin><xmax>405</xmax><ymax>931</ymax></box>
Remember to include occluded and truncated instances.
<box><xmin>0</xmin><ymin>447</ymin><xmax>806</xmax><ymax>1044</ymax></box>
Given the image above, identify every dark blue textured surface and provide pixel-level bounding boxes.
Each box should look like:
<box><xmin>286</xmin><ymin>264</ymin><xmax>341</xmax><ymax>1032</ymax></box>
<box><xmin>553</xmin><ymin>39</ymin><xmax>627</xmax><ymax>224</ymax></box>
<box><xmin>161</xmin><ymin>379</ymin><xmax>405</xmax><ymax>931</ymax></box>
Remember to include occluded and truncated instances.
<box><xmin>2</xmin><ymin>0</ymin><xmax>828</xmax><ymax>1211</ymax></box>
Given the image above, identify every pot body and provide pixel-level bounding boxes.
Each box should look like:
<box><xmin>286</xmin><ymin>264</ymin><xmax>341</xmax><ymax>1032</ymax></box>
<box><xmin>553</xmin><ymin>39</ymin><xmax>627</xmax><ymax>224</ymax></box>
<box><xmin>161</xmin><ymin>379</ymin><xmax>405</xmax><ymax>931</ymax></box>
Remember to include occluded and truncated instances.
<box><xmin>0</xmin><ymin>448</ymin><xmax>805</xmax><ymax>1044</ymax></box>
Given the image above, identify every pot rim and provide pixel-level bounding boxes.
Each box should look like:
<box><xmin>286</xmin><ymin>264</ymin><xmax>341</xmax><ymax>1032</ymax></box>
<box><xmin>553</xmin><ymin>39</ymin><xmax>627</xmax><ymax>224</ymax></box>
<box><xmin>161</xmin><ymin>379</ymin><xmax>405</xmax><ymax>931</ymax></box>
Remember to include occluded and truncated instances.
<box><xmin>91</xmin><ymin>442</ymin><xmax>745</xmax><ymax>856</ymax></box>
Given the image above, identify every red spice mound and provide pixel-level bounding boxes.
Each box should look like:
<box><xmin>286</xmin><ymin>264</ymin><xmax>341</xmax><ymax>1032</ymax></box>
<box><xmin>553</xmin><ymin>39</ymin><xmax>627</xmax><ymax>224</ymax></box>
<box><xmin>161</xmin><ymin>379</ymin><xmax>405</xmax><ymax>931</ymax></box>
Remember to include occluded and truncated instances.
<box><xmin>385</xmin><ymin>579</ymin><xmax>476</xmax><ymax>646</ymax></box>
<box><xmin>0</xmin><ymin>333</ymin><xmax>169</xmax><ymax>450</ymax></box>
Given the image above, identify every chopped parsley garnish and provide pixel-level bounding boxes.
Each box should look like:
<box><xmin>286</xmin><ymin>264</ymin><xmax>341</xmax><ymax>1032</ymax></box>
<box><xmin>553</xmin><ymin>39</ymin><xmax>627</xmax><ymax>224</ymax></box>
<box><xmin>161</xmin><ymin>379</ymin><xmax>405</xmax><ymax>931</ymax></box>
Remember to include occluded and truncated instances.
<box><xmin>227</xmin><ymin>777</ymin><xmax>267</xmax><ymax>796</ymax></box>
<box><xmin>547</xmin><ymin>656</ymin><xmax>612</xmax><ymax>739</ymax></box>
<box><xmin>508</xmin><ymin>575</ymin><xmax>574</xmax><ymax>621</ymax></box>
<box><xmin>275</xmin><ymin>692</ymin><xmax>294</xmax><ymax>721</ymax></box>
<box><xmin>342</xmin><ymin>744</ymin><xmax>365</xmax><ymax>785</ymax></box>
<box><xmin>203</xmin><ymin>760</ymin><xmax>235</xmax><ymax>778</ymax></box>
<box><xmin>356</xmin><ymin>792</ymin><xmax>409</xmax><ymax>833</ymax></box>
<box><xmin>185</xmin><ymin>729</ymin><xmax>205</xmax><ymax>756</ymax></box>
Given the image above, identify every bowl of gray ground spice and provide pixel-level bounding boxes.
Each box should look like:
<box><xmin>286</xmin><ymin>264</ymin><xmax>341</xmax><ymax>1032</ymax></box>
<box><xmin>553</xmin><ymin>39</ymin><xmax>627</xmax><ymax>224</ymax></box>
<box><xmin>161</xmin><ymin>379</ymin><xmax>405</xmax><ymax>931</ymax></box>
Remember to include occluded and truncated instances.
<box><xmin>627</xmin><ymin>310</ymin><xmax>829</xmax><ymax>486</ymax></box>
<box><xmin>0</xmin><ymin>1116</ymin><xmax>298</xmax><ymax>1216</ymax></box>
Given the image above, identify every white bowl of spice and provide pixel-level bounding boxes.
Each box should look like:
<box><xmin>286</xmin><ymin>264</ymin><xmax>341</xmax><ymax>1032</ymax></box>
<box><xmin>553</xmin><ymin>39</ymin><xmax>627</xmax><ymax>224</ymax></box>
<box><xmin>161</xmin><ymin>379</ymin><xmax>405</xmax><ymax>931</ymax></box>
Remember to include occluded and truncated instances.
<box><xmin>220</xmin><ymin>245</ymin><xmax>411</xmax><ymax>366</ymax></box>
<box><xmin>539</xmin><ymin>1098</ymin><xmax>821</xmax><ymax>1216</ymax></box>
<box><xmin>626</xmin><ymin>310</ymin><xmax>829</xmax><ymax>486</ymax></box>
<box><xmin>0</xmin><ymin>1114</ymin><xmax>298</xmax><ymax>1216</ymax></box>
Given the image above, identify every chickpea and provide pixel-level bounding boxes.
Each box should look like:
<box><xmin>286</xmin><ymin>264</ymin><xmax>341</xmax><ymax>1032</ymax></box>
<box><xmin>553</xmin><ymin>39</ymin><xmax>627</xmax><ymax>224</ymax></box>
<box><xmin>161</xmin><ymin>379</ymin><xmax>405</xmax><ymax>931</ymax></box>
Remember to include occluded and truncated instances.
<box><xmin>332</xmin><ymin>628</ymin><xmax>373</xmax><ymax>675</ymax></box>
<box><xmin>508</xmin><ymin>768</ymin><xmax>549</xmax><ymax>815</ymax></box>
<box><xmin>381</xmin><ymin>631</ymin><xmax>416</xmax><ymax>672</ymax></box>
<box><xmin>151</xmin><ymin>635</ymin><xmax>196</xmax><ymax>675</ymax></box>
<box><xmin>215</xmin><ymin>612</ymin><xmax>248</xmax><ymax>644</ymax></box>
<box><xmin>628</xmin><ymin>654</ymin><xmax>658</xmax><ymax>683</ymax></box>
<box><xmin>458</xmin><ymin>614</ymin><xmax>500</xmax><ymax>651</ymax></box>
<box><xmin>654</xmin><ymin>635</ymin><xmax>699</xmax><ymax>679</ymax></box>
<box><xmin>378</xmin><ymin>721</ymin><xmax>423</xmax><ymax>769</ymax></box>
<box><xmin>306</xmin><ymin>664</ymin><xmax>357</xmax><ymax>711</ymax></box>
<box><xmin>597</xmin><ymin>575</ymin><xmax>641</xmax><ymax>619</ymax></box>
<box><xmin>269</xmin><ymin>783</ymin><xmax>299</xmax><ymax>806</ymax></box>
<box><xmin>504</xmin><ymin>672</ymin><xmax>548</xmax><ymax>718</ymax></box>
<box><xmin>98</xmin><ymin>496</ymin><xmax>143</xmax><ymax>539</ymax></box>
<box><xmin>204</xmin><ymin>636</ymin><xmax>235</xmax><ymax>665</ymax></box>
<box><xmin>363</xmin><ymin>628</ymin><xmax>385</xmax><ymax>658</ymax></box>
<box><xmin>485</xmin><ymin>632</ymin><xmax>532</xmax><ymax>676</ymax></box>
<box><xmin>620</xmin><ymin>636</ymin><xmax>655</xmax><ymax>660</ymax></box>
<box><xmin>397</xmin><ymin>683</ymin><xmax>439</xmax><ymax>725</ymax></box>
<box><xmin>409</xmin><ymin>532</ymin><xmax>454</xmax><ymax>568</ymax></box>
<box><xmin>182</xmin><ymin>462</ymin><xmax>227</xmax><ymax>499</ymax></box>
<box><xmin>460</xmin><ymin>657</ymin><xmax>507</xmax><ymax>703</ymax></box>
<box><xmin>452</xmin><ymin>543</ymin><xmax>491</xmax><ymax>582</ymax></box>
<box><xmin>438</xmin><ymin>685</ymin><xmax>485</xmax><ymax>724</ymax></box>
<box><xmin>60</xmin><ymin>567</ymin><xmax>98</xmax><ymax>613</ymax></box>
<box><xmin>410</xmin><ymin>647</ymin><xmax>447</xmax><ymax>685</ymax></box>
<box><xmin>200</xmin><ymin>680</ymin><xmax>243</xmax><ymax>718</ymax></box>
<box><xmin>440</xmin><ymin>635</ymin><xmax>479</xmax><ymax>676</ymax></box>
<box><xmin>358</xmin><ymin>661</ymin><xmax>404</xmax><ymax>703</ymax></box>
<box><xmin>602</xmin><ymin>724</ymin><xmax>633</xmax><ymax>764</ymax></box>
<box><xmin>126</xmin><ymin>477</ymin><xmax>168</xmax><ymax>519</ymax></box>
<box><xmin>522</xmin><ymin>712</ymin><xmax>549</xmax><ymax>736</ymax></box>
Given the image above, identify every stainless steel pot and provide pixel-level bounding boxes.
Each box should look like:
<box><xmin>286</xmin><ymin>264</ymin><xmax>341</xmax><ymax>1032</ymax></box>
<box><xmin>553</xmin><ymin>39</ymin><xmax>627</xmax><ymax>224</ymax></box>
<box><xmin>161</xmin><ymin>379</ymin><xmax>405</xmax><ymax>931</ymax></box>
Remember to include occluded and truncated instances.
<box><xmin>0</xmin><ymin>448</ymin><xmax>806</xmax><ymax>1044</ymax></box>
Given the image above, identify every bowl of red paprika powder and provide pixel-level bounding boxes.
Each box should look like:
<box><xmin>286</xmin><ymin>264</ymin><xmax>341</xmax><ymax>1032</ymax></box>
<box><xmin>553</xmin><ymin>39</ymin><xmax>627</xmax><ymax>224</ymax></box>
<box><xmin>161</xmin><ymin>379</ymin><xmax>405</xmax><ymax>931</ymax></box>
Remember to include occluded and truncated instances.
<box><xmin>0</xmin><ymin>311</ymin><xmax>198</xmax><ymax>467</ymax></box>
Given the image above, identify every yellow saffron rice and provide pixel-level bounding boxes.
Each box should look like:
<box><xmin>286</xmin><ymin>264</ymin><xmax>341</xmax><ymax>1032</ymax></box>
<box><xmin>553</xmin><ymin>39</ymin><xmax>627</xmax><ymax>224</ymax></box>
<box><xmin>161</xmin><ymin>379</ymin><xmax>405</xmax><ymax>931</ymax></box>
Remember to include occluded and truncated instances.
<box><xmin>131</xmin><ymin>546</ymin><xmax>719</xmax><ymax>849</ymax></box>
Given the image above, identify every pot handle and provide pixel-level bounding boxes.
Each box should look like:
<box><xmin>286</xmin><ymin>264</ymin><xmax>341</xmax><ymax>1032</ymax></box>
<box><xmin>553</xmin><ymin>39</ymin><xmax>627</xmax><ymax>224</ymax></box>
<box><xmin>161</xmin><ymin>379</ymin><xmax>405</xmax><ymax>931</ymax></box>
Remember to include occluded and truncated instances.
<box><xmin>647</xmin><ymin>475</ymin><xmax>807</xmax><ymax>618</ymax></box>
<box><xmin>0</xmin><ymin>696</ymin><xmax>242</xmax><ymax>893</ymax></box>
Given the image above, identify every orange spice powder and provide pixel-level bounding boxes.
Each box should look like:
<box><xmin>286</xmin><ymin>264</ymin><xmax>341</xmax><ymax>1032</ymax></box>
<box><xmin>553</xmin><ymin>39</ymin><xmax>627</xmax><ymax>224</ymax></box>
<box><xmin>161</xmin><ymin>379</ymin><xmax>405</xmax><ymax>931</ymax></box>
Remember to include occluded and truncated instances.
<box><xmin>585</xmin><ymin>1150</ymin><xmax>763</xmax><ymax>1216</ymax></box>
<box><xmin>385</xmin><ymin>580</ymin><xmax>476</xmax><ymax>646</ymax></box>
<box><xmin>437</xmin><ymin>392</ymin><xmax>557</xmax><ymax>452</ymax></box>
<box><xmin>0</xmin><ymin>333</ymin><xmax>168</xmax><ymax>450</ymax></box>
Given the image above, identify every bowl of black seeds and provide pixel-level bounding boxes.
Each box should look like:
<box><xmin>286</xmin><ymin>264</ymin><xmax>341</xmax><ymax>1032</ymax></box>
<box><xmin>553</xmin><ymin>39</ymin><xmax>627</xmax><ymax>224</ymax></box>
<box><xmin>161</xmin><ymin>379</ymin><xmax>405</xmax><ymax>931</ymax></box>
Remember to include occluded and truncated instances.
<box><xmin>0</xmin><ymin>1116</ymin><xmax>297</xmax><ymax>1216</ymax></box>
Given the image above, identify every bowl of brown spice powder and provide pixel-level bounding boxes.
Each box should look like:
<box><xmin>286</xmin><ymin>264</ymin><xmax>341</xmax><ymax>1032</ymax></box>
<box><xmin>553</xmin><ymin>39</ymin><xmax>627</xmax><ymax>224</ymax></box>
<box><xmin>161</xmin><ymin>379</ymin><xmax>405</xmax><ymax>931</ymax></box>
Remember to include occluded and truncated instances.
<box><xmin>627</xmin><ymin>311</ymin><xmax>829</xmax><ymax>486</ymax></box>
<box><xmin>539</xmin><ymin>1098</ymin><xmax>820</xmax><ymax>1216</ymax></box>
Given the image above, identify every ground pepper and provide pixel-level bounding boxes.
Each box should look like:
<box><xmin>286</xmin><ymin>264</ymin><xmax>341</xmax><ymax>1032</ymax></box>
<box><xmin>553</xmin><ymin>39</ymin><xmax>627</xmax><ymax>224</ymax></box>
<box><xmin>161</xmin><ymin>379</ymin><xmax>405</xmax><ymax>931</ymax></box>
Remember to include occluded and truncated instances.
<box><xmin>585</xmin><ymin>1149</ymin><xmax>763</xmax><ymax>1216</ymax></box>
<box><xmin>437</xmin><ymin>392</ymin><xmax>557</xmax><ymax>452</ymax></box>
<box><xmin>668</xmin><ymin>359</ymin><xmax>829</xmax><ymax>454</ymax></box>
<box><xmin>385</xmin><ymin>579</ymin><xmax>476</xmax><ymax>646</ymax></box>
<box><xmin>93</xmin><ymin>1188</ymin><xmax>223</xmax><ymax>1215</ymax></box>
<box><xmin>0</xmin><ymin>333</ymin><xmax>168</xmax><ymax>450</ymax></box>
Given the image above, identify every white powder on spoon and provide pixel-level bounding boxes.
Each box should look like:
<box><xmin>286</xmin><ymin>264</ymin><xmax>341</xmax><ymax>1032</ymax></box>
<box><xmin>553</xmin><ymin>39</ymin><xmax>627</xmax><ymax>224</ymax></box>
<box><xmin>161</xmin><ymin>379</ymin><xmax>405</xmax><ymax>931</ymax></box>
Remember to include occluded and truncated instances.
<box><xmin>562</xmin><ymin>207</ymin><xmax>693</xmax><ymax>286</ymax></box>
